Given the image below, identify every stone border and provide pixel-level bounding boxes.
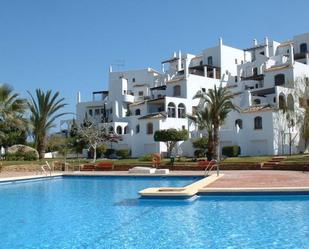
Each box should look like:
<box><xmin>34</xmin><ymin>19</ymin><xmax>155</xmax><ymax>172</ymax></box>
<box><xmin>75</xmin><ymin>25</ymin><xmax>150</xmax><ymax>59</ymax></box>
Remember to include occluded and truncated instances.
<box><xmin>0</xmin><ymin>173</ymin><xmax>63</xmax><ymax>183</ymax></box>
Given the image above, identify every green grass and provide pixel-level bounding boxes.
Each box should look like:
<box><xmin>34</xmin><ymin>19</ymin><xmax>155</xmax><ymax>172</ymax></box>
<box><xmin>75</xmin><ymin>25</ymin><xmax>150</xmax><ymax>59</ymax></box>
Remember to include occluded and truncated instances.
<box><xmin>220</xmin><ymin>156</ymin><xmax>272</xmax><ymax>164</ymax></box>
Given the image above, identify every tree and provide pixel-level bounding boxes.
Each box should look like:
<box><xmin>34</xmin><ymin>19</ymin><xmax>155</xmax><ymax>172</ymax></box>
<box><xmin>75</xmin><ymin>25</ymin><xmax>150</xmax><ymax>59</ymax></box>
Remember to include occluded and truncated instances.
<box><xmin>0</xmin><ymin>84</ymin><xmax>27</xmax><ymax>147</ymax></box>
<box><xmin>192</xmin><ymin>137</ymin><xmax>208</xmax><ymax>157</ymax></box>
<box><xmin>154</xmin><ymin>129</ymin><xmax>189</xmax><ymax>157</ymax></box>
<box><xmin>193</xmin><ymin>85</ymin><xmax>236</xmax><ymax>160</ymax></box>
<box><xmin>187</xmin><ymin>106</ymin><xmax>213</xmax><ymax>159</ymax></box>
<box><xmin>27</xmin><ymin>89</ymin><xmax>68</xmax><ymax>159</ymax></box>
<box><xmin>78</xmin><ymin>121</ymin><xmax>120</xmax><ymax>162</ymax></box>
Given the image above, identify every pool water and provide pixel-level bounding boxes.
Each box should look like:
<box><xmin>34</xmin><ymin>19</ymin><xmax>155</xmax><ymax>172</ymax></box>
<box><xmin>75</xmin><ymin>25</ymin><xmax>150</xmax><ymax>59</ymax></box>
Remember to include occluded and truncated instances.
<box><xmin>0</xmin><ymin>176</ymin><xmax>308</xmax><ymax>249</ymax></box>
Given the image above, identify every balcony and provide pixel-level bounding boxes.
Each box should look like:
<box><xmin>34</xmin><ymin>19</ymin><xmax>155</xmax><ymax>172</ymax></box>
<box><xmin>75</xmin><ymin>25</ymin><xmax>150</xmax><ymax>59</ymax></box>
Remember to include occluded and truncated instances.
<box><xmin>122</xmin><ymin>94</ymin><xmax>135</xmax><ymax>103</ymax></box>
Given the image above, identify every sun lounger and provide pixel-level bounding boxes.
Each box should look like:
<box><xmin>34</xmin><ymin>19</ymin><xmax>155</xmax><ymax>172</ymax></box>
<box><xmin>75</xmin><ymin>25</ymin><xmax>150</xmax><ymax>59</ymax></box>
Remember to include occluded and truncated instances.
<box><xmin>128</xmin><ymin>167</ymin><xmax>156</xmax><ymax>174</ymax></box>
<box><xmin>154</xmin><ymin>169</ymin><xmax>170</xmax><ymax>174</ymax></box>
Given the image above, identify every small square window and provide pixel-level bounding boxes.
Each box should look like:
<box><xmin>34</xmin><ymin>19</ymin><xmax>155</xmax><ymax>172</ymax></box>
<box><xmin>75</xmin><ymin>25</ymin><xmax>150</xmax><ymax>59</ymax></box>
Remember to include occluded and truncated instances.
<box><xmin>138</xmin><ymin>91</ymin><xmax>143</xmax><ymax>96</ymax></box>
<box><xmin>132</xmin><ymin>78</ymin><xmax>136</xmax><ymax>82</ymax></box>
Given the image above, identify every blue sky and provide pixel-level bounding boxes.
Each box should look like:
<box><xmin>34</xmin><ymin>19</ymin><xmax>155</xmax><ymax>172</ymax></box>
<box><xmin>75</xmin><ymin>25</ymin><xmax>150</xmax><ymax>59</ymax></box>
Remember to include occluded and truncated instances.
<box><xmin>0</xmin><ymin>0</ymin><xmax>308</xmax><ymax>129</ymax></box>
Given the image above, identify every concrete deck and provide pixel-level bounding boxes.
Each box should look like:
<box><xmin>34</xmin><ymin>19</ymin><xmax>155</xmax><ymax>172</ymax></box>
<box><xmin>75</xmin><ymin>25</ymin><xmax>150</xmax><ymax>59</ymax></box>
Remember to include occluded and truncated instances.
<box><xmin>206</xmin><ymin>170</ymin><xmax>309</xmax><ymax>188</ymax></box>
<box><xmin>139</xmin><ymin>174</ymin><xmax>223</xmax><ymax>198</ymax></box>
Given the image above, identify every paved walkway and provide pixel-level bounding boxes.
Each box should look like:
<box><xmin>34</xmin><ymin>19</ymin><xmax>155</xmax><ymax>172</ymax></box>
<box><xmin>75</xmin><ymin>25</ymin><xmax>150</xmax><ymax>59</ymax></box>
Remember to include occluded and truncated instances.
<box><xmin>207</xmin><ymin>170</ymin><xmax>309</xmax><ymax>188</ymax></box>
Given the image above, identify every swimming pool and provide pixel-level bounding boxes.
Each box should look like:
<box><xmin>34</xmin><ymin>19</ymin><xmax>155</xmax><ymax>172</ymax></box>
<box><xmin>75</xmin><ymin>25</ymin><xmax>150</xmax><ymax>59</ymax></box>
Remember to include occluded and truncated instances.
<box><xmin>0</xmin><ymin>176</ymin><xmax>308</xmax><ymax>248</ymax></box>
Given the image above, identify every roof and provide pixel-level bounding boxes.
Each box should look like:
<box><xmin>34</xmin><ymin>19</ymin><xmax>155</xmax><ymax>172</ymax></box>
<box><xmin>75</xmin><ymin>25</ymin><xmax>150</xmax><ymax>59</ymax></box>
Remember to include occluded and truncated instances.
<box><xmin>251</xmin><ymin>87</ymin><xmax>275</xmax><ymax>96</ymax></box>
<box><xmin>138</xmin><ymin>112</ymin><xmax>167</xmax><ymax>120</ymax></box>
<box><xmin>166</xmin><ymin>76</ymin><xmax>185</xmax><ymax>84</ymax></box>
<box><xmin>161</xmin><ymin>57</ymin><xmax>179</xmax><ymax>64</ymax></box>
<box><xmin>264</xmin><ymin>64</ymin><xmax>291</xmax><ymax>72</ymax></box>
<box><xmin>244</xmin><ymin>44</ymin><xmax>267</xmax><ymax>51</ymax></box>
<box><xmin>277</xmin><ymin>40</ymin><xmax>294</xmax><ymax>48</ymax></box>
<box><xmin>147</xmin><ymin>97</ymin><xmax>165</xmax><ymax>103</ymax></box>
<box><xmin>133</xmin><ymin>83</ymin><xmax>149</xmax><ymax>87</ymax></box>
<box><xmin>150</xmin><ymin>85</ymin><xmax>167</xmax><ymax>91</ymax></box>
<box><xmin>129</xmin><ymin>101</ymin><xmax>145</xmax><ymax>107</ymax></box>
<box><xmin>241</xmin><ymin>105</ymin><xmax>275</xmax><ymax>113</ymax></box>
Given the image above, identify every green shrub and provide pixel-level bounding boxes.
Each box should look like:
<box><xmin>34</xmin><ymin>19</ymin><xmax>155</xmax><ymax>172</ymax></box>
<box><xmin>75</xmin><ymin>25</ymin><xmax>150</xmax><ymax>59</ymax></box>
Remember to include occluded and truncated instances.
<box><xmin>222</xmin><ymin>146</ymin><xmax>241</xmax><ymax>157</ymax></box>
<box><xmin>138</xmin><ymin>154</ymin><xmax>152</xmax><ymax>161</ymax></box>
<box><xmin>194</xmin><ymin>149</ymin><xmax>205</xmax><ymax>158</ymax></box>
<box><xmin>104</xmin><ymin>149</ymin><xmax>115</xmax><ymax>158</ymax></box>
<box><xmin>116</xmin><ymin>149</ymin><xmax>130</xmax><ymax>159</ymax></box>
<box><xmin>5</xmin><ymin>151</ymin><xmax>37</xmax><ymax>161</ymax></box>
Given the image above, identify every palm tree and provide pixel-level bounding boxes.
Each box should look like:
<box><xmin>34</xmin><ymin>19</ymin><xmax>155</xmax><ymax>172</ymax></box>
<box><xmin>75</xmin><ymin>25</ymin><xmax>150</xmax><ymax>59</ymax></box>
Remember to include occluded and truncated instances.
<box><xmin>194</xmin><ymin>85</ymin><xmax>236</xmax><ymax>160</ymax></box>
<box><xmin>0</xmin><ymin>84</ymin><xmax>27</xmax><ymax>146</ymax></box>
<box><xmin>28</xmin><ymin>89</ymin><xmax>68</xmax><ymax>159</ymax></box>
<box><xmin>187</xmin><ymin>106</ymin><xmax>214</xmax><ymax>160</ymax></box>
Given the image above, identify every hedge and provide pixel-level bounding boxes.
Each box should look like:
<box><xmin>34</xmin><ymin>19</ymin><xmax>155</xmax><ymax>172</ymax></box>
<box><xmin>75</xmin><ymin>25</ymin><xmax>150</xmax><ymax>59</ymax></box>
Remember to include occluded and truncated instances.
<box><xmin>222</xmin><ymin>146</ymin><xmax>241</xmax><ymax>157</ymax></box>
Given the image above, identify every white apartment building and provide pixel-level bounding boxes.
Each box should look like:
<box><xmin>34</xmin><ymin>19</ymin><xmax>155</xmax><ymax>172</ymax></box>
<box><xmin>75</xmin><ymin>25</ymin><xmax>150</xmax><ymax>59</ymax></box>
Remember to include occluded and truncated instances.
<box><xmin>76</xmin><ymin>33</ymin><xmax>309</xmax><ymax>157</ymax></box>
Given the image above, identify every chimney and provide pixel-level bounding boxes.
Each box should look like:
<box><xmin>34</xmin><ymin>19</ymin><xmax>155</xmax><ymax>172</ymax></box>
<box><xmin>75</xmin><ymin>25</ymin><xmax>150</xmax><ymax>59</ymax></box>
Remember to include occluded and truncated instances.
<box><xmin>264</xmin><ymin>37</ymin><xmax>269</xmax><ymax>57</ymax></box>
<box><xmin>219</xmin><ymin>37</ymin><xmax>223</xmax><ymax>46</ymax></box>
<box><xmin>77</xmin><ymin>91</ymin><xmax>81</xmax><ymax>103</ymax></box>
<box><xmin>253</xmin><ymin>39</ymin><xmax>258</xmax><ymax>46</ymax></box>
<box><xmin>109</xmin><ymin>65</ymin><xmax>113</xmax><ymax>73</ymax></box>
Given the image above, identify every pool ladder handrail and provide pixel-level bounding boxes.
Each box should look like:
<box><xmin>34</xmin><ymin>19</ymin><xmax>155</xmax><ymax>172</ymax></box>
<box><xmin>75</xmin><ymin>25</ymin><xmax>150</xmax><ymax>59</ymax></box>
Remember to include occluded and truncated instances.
<box><xmin>204</xmin><ymin>159</ymin><xmax>220</xmax><ymax>177</ymax></box>
<box><xmin>41</xmin><ymin>161</ymin><xmax>52</xmax><ymax>176</ymax></box>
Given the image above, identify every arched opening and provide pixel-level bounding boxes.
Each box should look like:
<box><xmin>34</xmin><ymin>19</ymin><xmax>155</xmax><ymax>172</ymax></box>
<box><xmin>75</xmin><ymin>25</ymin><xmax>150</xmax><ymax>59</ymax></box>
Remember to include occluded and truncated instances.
<box><xmin>173</xmin><ymin>85</ymin><xmax>181</xmax><ymax>97</ymax></box>
<box><xmin>124</xmin><ymin>126</ymin><xmax>129</xmax><ymax>134</ymax></box>
<box><xmin>254</xmin><ymin>116</ymin><xmax>263</xmax><ymax>130</ymax></box>
<box><xmin>136</xmin><ymin>124</ymin><xmax>140</xmax><ymax>134</ymax></box>
<box><xmin>274</xmin><ymin>74</ymin><xmax>285</xmax><ymax>86</ymax></box>
<box><xmin>178</xmin><ymin>103</ymin><xmax>186</xmax><ymax>118</ymax></box>
<box><xmin>167</xmin><ymin>102</ymin><xmax>176</xmax><ymax>118</ymax></box>
<box><xmin>135</xmin><ymin>109</ymin><xmax>141</xmax><ymax>115</ymax></box>
<box><xmin>253</xmin><ymin>67</ymin><xmax>258</xmax><ymax>76</ymax></box>
<box><xmin>300</xmin><ymin>43</ymin><xmax>308</xmax><ymax>53</ymax></box>
<box><xmin>235</xmin><ymin>119</ymin><xmax>243</xmax><ymax>129</ymax></box>
<box><xmin>287</xmin><ymin>94</ymin><xmax>294</xmax><ymax>111</ymax></box>
<box><xmin>279</xmin><ymin>94</ymin><xmax>286</xmax><ymax>110</ymax></box>
<box><xmin>116</xmin><ymin>126</ymin><xmax>122</xmax><ymax>135</ymax></box>
<box><xmin>108</xmin><ymin>126</ymin><xmax>114</xmax><ymax>133</ymax></box>
<box><xmin>207</xmin><ymin>56</ymin><xmax>213</xmax><ymax>65</ymax></box>
<box><xmin>253</xmin><ymin>99</ymin><xmax>261</xmax><ymax>105</ymax></box>
<box><xmin>146</xmin><ymin>123</ymin><xmax>153</xmax><ymax>135</ymax></box>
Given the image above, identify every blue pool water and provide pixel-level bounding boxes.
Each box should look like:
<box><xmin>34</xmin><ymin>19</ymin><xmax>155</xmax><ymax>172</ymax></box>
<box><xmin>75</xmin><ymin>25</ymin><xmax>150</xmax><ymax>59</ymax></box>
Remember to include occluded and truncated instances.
<box><xmin>0</xmin><ymin>176</ymin><xmax>308</xmax><ymax>249</ymax></box>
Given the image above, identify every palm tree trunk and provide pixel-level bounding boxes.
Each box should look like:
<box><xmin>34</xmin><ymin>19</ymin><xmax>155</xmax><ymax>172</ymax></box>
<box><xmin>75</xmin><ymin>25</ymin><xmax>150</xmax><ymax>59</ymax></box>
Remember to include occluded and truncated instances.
<box><xmin>213</xmin><ymin>124</ymin><xmax>219</xmax><ymax>160</ymax></box>
<box><xmin>37</xmin><ymin>136</ymin><xmax>46</xmax><ymax>159</ymax></box>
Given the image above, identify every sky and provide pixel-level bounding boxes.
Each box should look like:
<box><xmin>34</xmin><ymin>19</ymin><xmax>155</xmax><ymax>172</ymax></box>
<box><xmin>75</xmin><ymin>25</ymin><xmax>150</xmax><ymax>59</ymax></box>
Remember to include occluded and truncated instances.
<box><xmin>1</xmin><ymin>0</ymin><xmax>309</xmax><ymax>130</ymax></box>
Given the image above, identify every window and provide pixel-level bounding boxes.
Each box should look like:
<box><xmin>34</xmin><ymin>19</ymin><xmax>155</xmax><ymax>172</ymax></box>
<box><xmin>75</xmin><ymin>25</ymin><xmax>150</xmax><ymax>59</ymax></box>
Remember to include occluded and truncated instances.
<box><xmin>146</xmin><ymin>123</ymin><xmax>153</xmax><ymax>134</ymax></box>
<box><xmin>274</xmin><ymin>74</ymin><xmax>285</xmax><ymax>86</ymax></box>
<box><xmin>235</xmin><ymin>59</ymin><xmax>238</xmax><ymax>64</ymax></box>
<box><xmin>173</xmin><ymin>85</ymin><xmax>181</xmax><ymax>97</ymax></box>
<box><xmin>287</xmin><ymin>94</ymin><xmax>294</xmax><ymax>111</ymax></box>
<box><xmin>89</xmin><ymin>109</ymin><xmax>93</xmax><ymax>116</ymax></box>
<box><xmin>178</xmin><ymin>103</ymin><xmax>186</xmax><ymax>118</ymax></box>
<box><xmin>279</xmin><ymin>94</ymin><xmax>286</xmax><ymax>110</ymax></box>
<box><xmin>116</xmin><ymin>126</ymin><xmax>122</xmax><ymax>135</ymax></box>
<box><xmin>300</xmin><ymin>43</ymin><xmax>308</xmax><ymax>53</ymax></box>
<box><xmin>132</xmin><ymin>78</ymin><xmax>136</xmax><ymax>82</ymax></box>
<box><xmin>253</xmin><ymin>67</ymin><xmax>258</xmax><ymax>76</ymax></box>
<box><xmin>254</xmin><ymin>116</ymin><xmax>263</xmax><ymax>130</ymax></box>
<box><xmin>273</xmin><ymin>97</ymin><xmax>276</xmax><ymax>103</ymax></box>
<box><xmin>136</xmin><ymin>124</ymin><xmax>140</xmax><ymax>134</ymax></box>
<box><xmin>286</xmin><ymin>49</ymin><xmax>289</xmax><ymax>54</ymax></box>
<box><xmin>167</xmin><ymin>102</ymin><xmax>176</xmax><ymax>117</ymax></box>
<box><xmin>199</xmin><ymin>60</ymin><xmax>203</xmax><ymax>66</ymax></box>
<box><xmin>124</xmin><ymin>126</ymin><xmax>129</xmax><ymax>134</ymax></box>
<box><xmin>108</xmin><ymin>126</ymin><xmax>114</xmax><ymax>133</ymax></box>
<box><xmin>260</xmin><ymin>51</ymin><xmax>265</xmax><ymax>55</ymax></box>
<box><xmin>202</xmin><ymin>88</ymin><xmax>206</xmax><ymax>93</ymax></box>
<box><xmin>235</xmin><ymin>119</ymin><xmax>243</xmax><ymax>129</ymax></box>
<box><xmin>182</xmin><ymin>125</ymin><xmax>186</xmax><ymax>130</ymax></box>
<box><xmin>253</xmin><ymin>99</ymin><xmax>261</xmax><ymax>105</ymax></box>
<box><xmin>135</xmin><ymin>109</ymin><xmax>141</xmax><ymax>115</ymax></box>
<box><xmin>235</xmin><ymin>77</ymin><xmax>238</xmax><ymax>83</ymax></box>
<box><xmin>207</xmin><ymin>56</ymin><xmax>213</xmax><ymax>65</ymax></box>
<box><xmin>138</xmin><ymin>91</ymin><xmax>143</xmax><ymax>96</ymax></box>
<box><xmin>95</xmin><ymin>109</ymin><xmax>100</xmax><ymax>116</ymax></box>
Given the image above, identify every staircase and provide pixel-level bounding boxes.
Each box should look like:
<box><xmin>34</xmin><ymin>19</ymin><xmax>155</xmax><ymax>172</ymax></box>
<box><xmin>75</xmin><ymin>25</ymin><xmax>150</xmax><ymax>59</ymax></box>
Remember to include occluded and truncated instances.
<box><xmin>261</xmin><ymin>156</ymin><xmax>287</xmax><ymax>170</ymax></box>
